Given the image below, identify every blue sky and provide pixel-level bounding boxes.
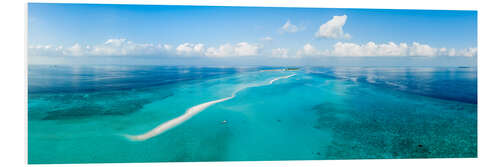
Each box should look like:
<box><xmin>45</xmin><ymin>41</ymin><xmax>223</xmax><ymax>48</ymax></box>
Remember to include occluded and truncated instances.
<box><xmin>28</xmin><ymin>3</ymin><xmax>477</xmax><ymax>66</ymax></box>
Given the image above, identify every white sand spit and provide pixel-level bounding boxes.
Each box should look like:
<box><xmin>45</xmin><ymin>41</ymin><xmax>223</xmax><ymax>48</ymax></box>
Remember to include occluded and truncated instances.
<box><xmin>125</xmin><ymin>74</ymin><xmax>295</xmax><ymax>141</ymax></box>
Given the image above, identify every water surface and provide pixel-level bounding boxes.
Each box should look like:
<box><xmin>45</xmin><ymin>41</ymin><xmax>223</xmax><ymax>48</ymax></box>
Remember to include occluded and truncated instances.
<box><xmin>28</xmin><ymin>65</ymin><xmax>477</xmax><ymax>163</ymax></box>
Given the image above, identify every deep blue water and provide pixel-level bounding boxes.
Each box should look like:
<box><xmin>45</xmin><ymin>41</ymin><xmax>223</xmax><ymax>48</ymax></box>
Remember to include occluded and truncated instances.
<box><xmin>27</xmin><ymin>65</ymin><xmax>477</xmax><ymax>163</ymax></box>
<box><xmin>28</xmin><ymin>65</ymin><xmax>267</xmax><ymax>93</ymax></box>
<box><xmin>305</xmin><ymin>67</ymin><xmax>477</xmax><ymax>104</ymax></box>
<box><xmin>29</xmin><ymin>65</ymin><xmax>477</xmax><ymax>104</ymax></box>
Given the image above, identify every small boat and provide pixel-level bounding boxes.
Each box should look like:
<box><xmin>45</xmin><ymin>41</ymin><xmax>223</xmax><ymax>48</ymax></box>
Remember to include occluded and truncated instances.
<box><xmin>221</xmin><ymin>120</ymin><xmax>228</xmax><ymax>124</ymax></box>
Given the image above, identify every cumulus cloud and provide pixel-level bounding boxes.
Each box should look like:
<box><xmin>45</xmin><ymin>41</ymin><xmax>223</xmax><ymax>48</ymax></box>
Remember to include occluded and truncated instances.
<box><xmin>315</xmin><ymin>15</ymin><xmax>351</xmax><ymax>39</ymax></box>
<box><xmin>331</xmin><ymin>42</ymin><xmax>409</xmax><ymax>57</ymax></box>
<box><xmin>296</xmin><ymin>43</ymin><xmax>330</xmax><ymax>57</ymax></box>
<box><xmin>407</xmin><ymin>42</ymin><xmax>437</xmax><ymax>57</ymax></box>
<box><xmin>28</xmin><ymin>45</ymin><xmax>63</xmax><ymax>50</ymax></box>
<box><xmin>29</xmin><ymin>39</ymin><xmax>263</xmax><ymax>58</ymax></box>
<box><xmin>63</xmin><ymin>43</ymin><xmax>87</xmax><ymax>56</ymax></box>
<box><xmin>88</xmin><ymin>38</ymin><xmax>162</xmax><ymax>56</ymax></box>
<box><xmin>205</xmin><ymin>42</ymin><xmax>260</xmax><ymax>57</ymax></box>
<box><xmin>281</xmin><ymin>20</ymin><xmax>299</xmax><ymax>33</ymax></box>
<box><xmin>271</xmin><ymin>48</ymin><xmax>289</xmax><ymax>58</ymax></box>
<box><xmin>331</xmin><ymin>42</ymin><xmax>441</xmax><ymax>57</ymax></box>
<box><xmin>176</xmin><ymin>43</ymin><xmax>205</xmax><ymax>56</ymax></box>
<box><xmin>234</xmin><ymin>42</ymin><xmax>260</xmax><ymax>56</ymax></box>
<box><xmin>439</xmin><ymin>47</ymin><xmax>477</xmax><ymax>57</ymax></box>
<box><xmin>29</xmin><ymin>38</ymin><xmax>476</xmax><ymax>59</ymax></box>
<box><xmin>459</xmin><ymin>48</ymin><xmax>478</xmax><ymax>57</ymax></box>
<box><xmin>297</xmin><ymin>42</ymin><xmax>477</xmax><ymax>57</ymax></box>
<box><xmin>28</xmin><ymin>45</ymin><xmax>64</xmax><ymax>56</ymax></box>
<box><xmin>29</xmin><ymin>38</ymin><xmax>173</xmax><ymax>56</ymax></box>
<box><xmin>205</xmin><ymin>44</ymin><xmax>233</xmax><ymax>57</ymax></box>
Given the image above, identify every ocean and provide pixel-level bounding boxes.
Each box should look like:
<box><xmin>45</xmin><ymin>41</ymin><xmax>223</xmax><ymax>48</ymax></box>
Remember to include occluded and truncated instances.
<box><xmin>27</xmin><ymin>65</ymin><xmax>477</xmax><ymax>164</ymax></box>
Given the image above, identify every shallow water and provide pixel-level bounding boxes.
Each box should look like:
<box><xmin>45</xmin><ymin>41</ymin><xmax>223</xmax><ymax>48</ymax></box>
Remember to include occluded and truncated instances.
<box><xmin>27</xmin><ymin>65</ymin><xmax>477</xmax><ymax>164</ymax></box>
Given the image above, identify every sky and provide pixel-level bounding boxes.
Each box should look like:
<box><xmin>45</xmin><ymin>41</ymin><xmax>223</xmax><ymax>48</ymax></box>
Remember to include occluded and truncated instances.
<box><xmin>28</xmin><ymin>3</ymin><xmax>477</xmax><ymax>66</ymax></box>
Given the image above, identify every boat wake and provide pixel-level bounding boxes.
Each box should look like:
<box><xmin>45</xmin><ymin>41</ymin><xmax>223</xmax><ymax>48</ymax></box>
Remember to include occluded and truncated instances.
<box><xmin>124</xmin><ymin>74</ymin><xmax>296</xmax><ymax>141</ymax></box>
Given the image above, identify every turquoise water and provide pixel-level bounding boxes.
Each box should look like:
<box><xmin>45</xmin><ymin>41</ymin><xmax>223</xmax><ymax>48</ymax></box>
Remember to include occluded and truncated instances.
<box><xmin>28</xmin><ymin>65</ymin><xmax>477</xmax><ymax>164</ymax></box>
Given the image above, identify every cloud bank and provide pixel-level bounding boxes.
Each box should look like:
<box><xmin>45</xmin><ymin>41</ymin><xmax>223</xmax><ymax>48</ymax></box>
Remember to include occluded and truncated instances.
<box><xmin>28</xmin><ymin>38</ymin><xmax>172</xmax><ymax>57</ymax></box>
<box><xmin>29</xmin><ymin>39</ymin><xmax>261</xmax><ymax>58</ymax></box>
<box><xmin>205</xmin><ymin>42</ymin><xmax>261</xmax><ymax>57</ymax></box>
<box><xmin>297</xmin><ymin>42</ymin><xmax>477</xmax><ymax>57</ymax></box>
<box><xmin>296</xmin><ymin>43</ymin><xmax>330</xmax><ymax>57</ymax></box>
<box><xmin>29</xmin><ymin>15</ymin><xmax>475</xmax><ymax>61</ymax></box>
<box><xmin>176</xmin><ymin>43</ymin><xmax>205</xmax><ymax>56</ymax></box>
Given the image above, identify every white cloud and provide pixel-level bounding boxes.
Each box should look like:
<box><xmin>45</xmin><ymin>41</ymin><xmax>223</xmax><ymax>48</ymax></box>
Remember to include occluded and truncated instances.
<box><xmin>296</xmin><ymin>42</ymin><xmax>476</xmax><ymax>57</ymax></box>
<box><xmin>315</xmin><ymin>15</ymin><xmax>351</xmax><ymax>39</ymax></box>
<box><xmin>29</xmin><ymin>39</ymin><xmax>262</xmax><ymax>58</ymax></box>
<box><xmin>234</xmin><ymin>42</ymin><xmax>260</xmax><ymax>56</ymax></box>
<box><xmin>271</xmin><ymin>48</ymin><xmax>289</xmax><ymax>58</ymax></box>
<box><xmin>205</xmin><ymin>42</ymin><xmax>260</xmax><ymax>57</ymax></box>
<box><xmin>437</xmin><ymin>47</ymin><xmax>476</xmax><ymax>57</ymax></box>
<box><xmin>104</xmin><ymin>38</ymin><xmax>126</xmax><ymax>46</ymax></box>
<box><xmin>63</xmin><ymin>43</ymin><xmax>86</xmax><ymax>56</ymax></box>
<box><xmin>29</xmin><ymin>38</ymin><xmax>476</xmax><ymax>58</ymax></box>
<box><xmin>54</xmin><ymin>39</ymin><xmax>173</xmax><ymax>56</ymax></box>
<box><xmin>331</xmin><ymin>42</ymin><xmax>409</xmax><ymax>57</ymax></box>
<box><xmin>28</xmin><ymin>45</ymin><xmax>63</xmax><ymax>56</ymax></box>
<box><xmin>162</xmin><ymin>44</ymin><xmax>172</xmax><ymax>51</ymax></box>
<box><xmin>296</xmin><ymin>43</ymin><xmax>330</xmax><ymax>57</ymax></box>
<box><xmin>438</xmin><ymin>48</ymin><xmax>450</xmax><ymax>56</ymax></box>
<box><xmin>88</xmin><ymin>38</ymin><xmax>170</xmax><ymax>56</ymax></box>
<box><xmin>457</xmin><ymin>48</ymin><xmax>477</xmax><ymax>57</ymax></box>
<box><xmin>331</xmin><ymin>42</ymin><xmax>435</xmax><ymax>57</ymax></box>
<box><xmin>408</xmin><ymin>42</ymin><xmax>437</xmax><ymax>57</ymax></box>
<box><xmin>176</xmin><ymin>43</ymin><xmax>205</xmax><ymax>56</ymax></box>
<box><xmin>281</xmin><ymin>20</ymin><xmax>299</xmax><ymax>33</ymax></box>
<box><xmin>205</xmin><ymin>44</ymin><xmax>234</xmax><ymax>57</ymax></box>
